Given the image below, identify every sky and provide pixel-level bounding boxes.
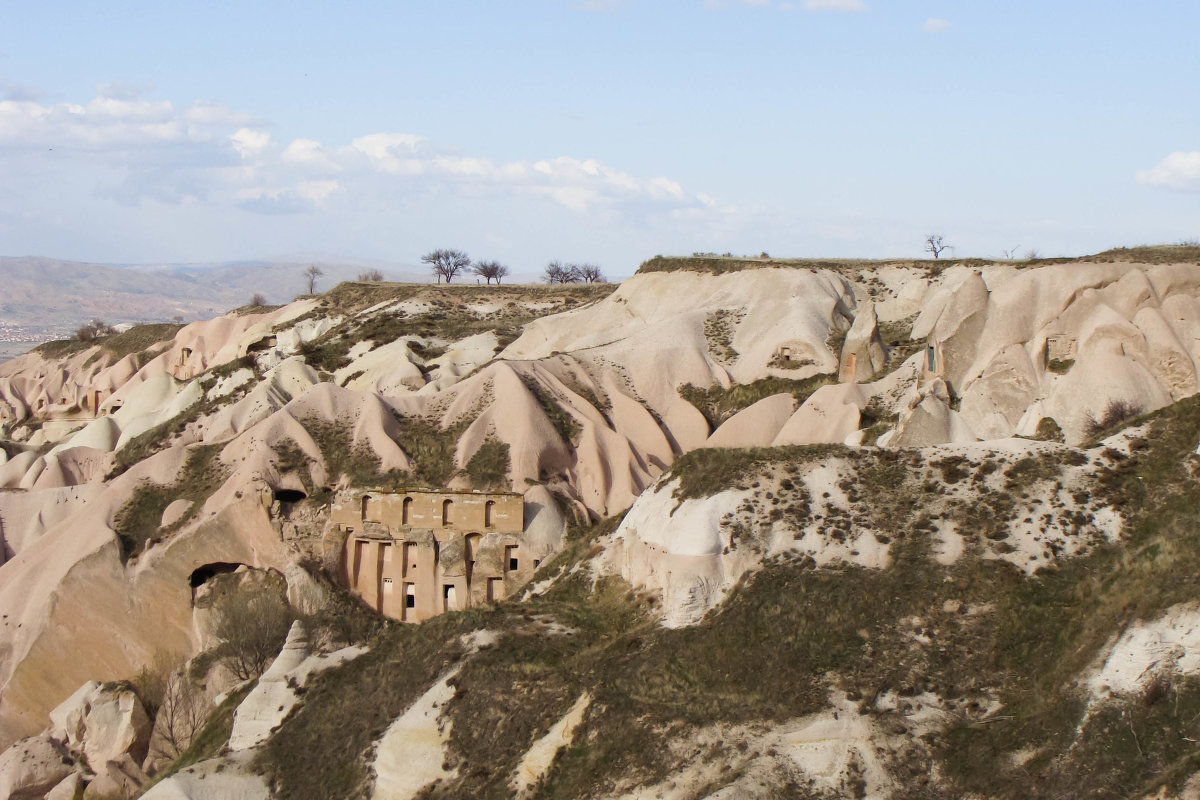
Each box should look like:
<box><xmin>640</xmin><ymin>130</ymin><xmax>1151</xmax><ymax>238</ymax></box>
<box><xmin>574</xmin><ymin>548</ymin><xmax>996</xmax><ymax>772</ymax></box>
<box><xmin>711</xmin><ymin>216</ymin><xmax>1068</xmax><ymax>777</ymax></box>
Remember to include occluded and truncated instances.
<box><xmin>1</xmin><ymin>1</ymin><xmax>1198</xmax><ymax>277</ymax></box>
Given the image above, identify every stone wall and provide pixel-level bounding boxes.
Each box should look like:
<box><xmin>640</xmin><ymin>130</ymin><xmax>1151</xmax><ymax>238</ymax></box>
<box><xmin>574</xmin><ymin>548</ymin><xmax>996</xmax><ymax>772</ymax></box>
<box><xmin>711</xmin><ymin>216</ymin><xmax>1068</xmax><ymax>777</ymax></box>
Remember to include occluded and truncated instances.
<box><xmin>331</xmin><ymin>489</ymin><xmax>532</xmax><ymax>623</ymax></box>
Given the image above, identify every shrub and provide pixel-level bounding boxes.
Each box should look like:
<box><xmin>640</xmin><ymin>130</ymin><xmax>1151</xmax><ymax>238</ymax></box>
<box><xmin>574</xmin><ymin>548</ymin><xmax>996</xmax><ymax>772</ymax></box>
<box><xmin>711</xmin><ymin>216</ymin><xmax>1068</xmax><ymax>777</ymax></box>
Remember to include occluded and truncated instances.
<box><xmin>211</xmin><ymin>583</ymin><xmax>294</xmax><ymax>681</ymax></box>
<box><xmin>75</xmin><ymin>318</ymin><xmax>114</xmax><ymax>342</ymax></box>
<box><xmin>1082</xmin><ymin>399</ymin><xmax>1143</xmax><ymax>440</ymax></box>
<box><xmin>1034</xmin><ymin>417</ymin><xmax>1065</xmax><ymax>442</ymax></box>
<box><xmin>679</xmin><ymin>374</ymin><xmax>834</xmax><ymax>431</ymax></box>
<box><xmin>465</xmin><ymin>439</ymin><xmax>511</xmax><ymax>489</ymax></box>
<box><xmin>1047</xmin><ymin>358</ymin><xmax>1074</xmax><ymax>374</ymax></box>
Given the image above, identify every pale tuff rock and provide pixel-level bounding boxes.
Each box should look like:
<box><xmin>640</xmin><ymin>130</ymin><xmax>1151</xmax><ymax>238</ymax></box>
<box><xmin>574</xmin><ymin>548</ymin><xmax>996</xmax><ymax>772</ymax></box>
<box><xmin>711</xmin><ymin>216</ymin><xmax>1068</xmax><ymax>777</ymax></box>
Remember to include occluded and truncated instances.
<box><xmin>890</xmin><ymin>392</ymin><xmax>977</xmax><ymax>448</ymax></box>
<box><xmin>773</xmin><ymin>383</ymin><xmax>868</xmax><ymax>447</ymax></box>
<box><xmin>0</xmin><ymin>680</ymin><xmax>150</xmax><ymax>799</ymax></box>
<box><xmin>227</xmin><ymin>621</ymin><xmax>365</xmax><ymax>751</ymax></box>
<box><xmin>958</xmin><ymin>343</ymin><xmax>1040</xmax><ymax>440</ymax></box>
<box><xmin>601</xmin><ymin>477</ymin><xmax>758</xmax><ymax>628</ymax></box>
<box><xmin>45</xmin><ymin>771</ymin><xmax>83</xmax><ymax>800</ymax></box>
<box><xmin>5</xmin><ymin>257</ymin><xmax>1200</xmax><ymax>761</ymax></box>
<box><xmin>838</xmin><ymin>301</ymin><xmax>887</xmax><ymax>383</ymax></box>
<box><xmin>521</xmin><ymin>484</ymin><xmax>569</xmax><ymax>562</ymax></box>
<box><xmin>82</xmin><ymin>752</ymin><xmax>148</xmax><ymax>798</ymax></box>
<box><xmin>371</xmin><ymin>667</ymin><xmax>462</xmax><ymax>800</ymax></box>
<box><xmin>0</xmin><ymin>485</ymin><xmax>104</xmax><ymax>553</ymax></box>
<box><xmin>48</xmin><ymin>680</ymin><xmax>150</xmax><ymax>770</ymax></box>
<box><xmin>603</xmin><ymin>695</ymin><xmax>931</xmax><ymax>800</ymax></box>
<box><xmin>511</xmin><ymin>692</ymin><xmax>592</xmax><ymax>797</ymax></box>
<box><xmin>907</xmin><ymin>261</ymin><xmax>1200</xmax><ymax>443</ymax></box>
<box><xmin>703</xmin><ymin>393</ymin><xmax>796</xmax><ymax>449</ymax></box>
<box><xmin>1087</xmin><ymin>603</ymin><xmax>1200</xmax><ymax>700</ymax></box>
<box><xmin>0</xmin><ymin>733</ymin><xmax>74</xmax><ymax>800</ymax></box>
<box><xmin>160</xmin><ymin>498</ymin><xmax>194</xmax><ymax>529</ymax></box>
<box><xmin>140</xmin><ymin>751</ymin><xmax>270</xmax><ymax>800</ymax></box>
<box><xmin>608</xmin><ymin>437</ymin><xmax>1120</xmax><ymax>626</ymax></box>
<box><xmin>335</xmin><ymin>337</ymin><xmax>426</xmax><ymax>394</ymax></box>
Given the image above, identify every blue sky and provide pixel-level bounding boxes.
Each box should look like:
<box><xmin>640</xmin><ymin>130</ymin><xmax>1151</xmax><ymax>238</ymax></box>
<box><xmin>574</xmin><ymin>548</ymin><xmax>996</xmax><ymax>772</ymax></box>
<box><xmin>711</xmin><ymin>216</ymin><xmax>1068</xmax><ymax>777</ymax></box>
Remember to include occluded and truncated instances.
<box><xmin>1</xmin><ymin>1</ymin><xmax>1198</xmax><ymax>276</ymax></box>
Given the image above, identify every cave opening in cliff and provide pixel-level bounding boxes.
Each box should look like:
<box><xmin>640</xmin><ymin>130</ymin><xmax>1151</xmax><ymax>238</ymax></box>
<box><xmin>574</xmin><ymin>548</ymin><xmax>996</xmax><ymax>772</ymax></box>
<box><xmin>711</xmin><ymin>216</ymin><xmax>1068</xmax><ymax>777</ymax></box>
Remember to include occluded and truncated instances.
<box><xmin>273</xmin><ymin>488</ymin><xmax>307</xmax><ymax>504</ymax></box>
<box><xmin>189</xmin><ymin>562</ymin><xmax>244</xmax><ymax>589</ymax></box>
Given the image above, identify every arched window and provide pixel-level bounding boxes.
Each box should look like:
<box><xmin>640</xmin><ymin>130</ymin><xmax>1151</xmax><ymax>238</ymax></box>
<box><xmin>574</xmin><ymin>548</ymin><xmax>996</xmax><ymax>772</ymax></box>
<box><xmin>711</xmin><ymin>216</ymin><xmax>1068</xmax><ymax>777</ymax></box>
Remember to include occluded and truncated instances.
<box><xmin>441</xmin><ymin>499</ymin><xmax>453</xmax><ymax>526</ymax></box>
<box><xmin>484</xmin><ymin>500</ymin><xmax>496</xmax><ymax>528</ymax></box>
<box><xmin>402</xmin><ymin>496</ymin><xmax>413</xmax><ymax>525</ymax></box>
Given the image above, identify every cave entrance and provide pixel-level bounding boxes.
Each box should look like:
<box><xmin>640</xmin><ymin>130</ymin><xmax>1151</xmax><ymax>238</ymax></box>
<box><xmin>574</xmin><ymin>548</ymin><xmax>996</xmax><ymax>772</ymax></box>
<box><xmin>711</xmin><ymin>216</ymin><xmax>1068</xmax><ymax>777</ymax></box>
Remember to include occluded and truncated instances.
<box><xmin>189</xmin><ymin>562</ymin><xmax>245</xmax><ymax>595</ymax></box>
<box><xmin>273</xmin><ymin>488</ymin><xmax>307</xmax><ymax>504</ymax></box>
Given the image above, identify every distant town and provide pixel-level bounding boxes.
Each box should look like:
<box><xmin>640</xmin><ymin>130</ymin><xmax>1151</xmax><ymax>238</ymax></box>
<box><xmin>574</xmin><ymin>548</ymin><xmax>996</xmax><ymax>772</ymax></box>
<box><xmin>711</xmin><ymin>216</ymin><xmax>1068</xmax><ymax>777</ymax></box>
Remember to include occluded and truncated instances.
<box><xmin>0</xmin><ymin>324</ymin><xmax>67</xmax><ymax>362</ymax></box>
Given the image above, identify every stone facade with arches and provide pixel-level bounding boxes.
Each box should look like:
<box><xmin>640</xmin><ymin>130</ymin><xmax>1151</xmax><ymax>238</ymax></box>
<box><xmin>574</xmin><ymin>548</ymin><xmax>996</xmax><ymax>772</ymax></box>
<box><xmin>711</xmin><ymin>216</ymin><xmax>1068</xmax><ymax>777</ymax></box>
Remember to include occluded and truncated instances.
<box><xmin>328</xmin><ymin>489</ymin><xmax>528</xmax><ymax>623</ymax></box>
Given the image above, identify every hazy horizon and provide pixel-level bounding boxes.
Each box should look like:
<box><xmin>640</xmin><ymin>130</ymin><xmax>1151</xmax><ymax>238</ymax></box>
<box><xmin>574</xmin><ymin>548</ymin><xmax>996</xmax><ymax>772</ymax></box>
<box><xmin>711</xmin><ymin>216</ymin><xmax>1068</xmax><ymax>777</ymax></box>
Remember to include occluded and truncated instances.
<box><xmin>2</xmin><ymin>1</ymin><xmax>1198</xmax><ymax>273</ymax></box>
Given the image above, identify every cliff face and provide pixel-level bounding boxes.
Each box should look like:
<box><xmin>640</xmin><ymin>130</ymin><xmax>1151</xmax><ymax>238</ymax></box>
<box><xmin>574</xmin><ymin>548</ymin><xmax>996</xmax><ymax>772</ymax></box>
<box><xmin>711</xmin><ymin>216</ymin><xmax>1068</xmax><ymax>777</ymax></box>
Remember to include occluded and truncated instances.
<box><xmin>3</xmin><ymin>255</ymin><xmax>1200</xmax><ymax>798</ymax></box>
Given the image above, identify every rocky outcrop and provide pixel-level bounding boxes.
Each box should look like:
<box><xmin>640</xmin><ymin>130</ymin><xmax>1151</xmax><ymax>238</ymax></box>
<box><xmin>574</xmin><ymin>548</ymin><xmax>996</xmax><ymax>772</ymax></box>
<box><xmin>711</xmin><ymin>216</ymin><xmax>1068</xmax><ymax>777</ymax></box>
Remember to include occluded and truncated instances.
<box><xmin>227</xmin><ymin>622</ymin><xmax>365</xmax><ymax>751</ymax></box>
<box><xmin>371</xmin><ymin>668</ymin><xmax>462</xmax><ymax>800</ymax></box>
<box><xmin>0</xmin><ymin>733</ymin><xmax>74</xmax><ymax>800</ymax></box>
<box><xmin>838</xmin><ymin>301</ymin><xmax>887</xmax><ymax>383</ymax></box>
<box><xmin>0</xmin><ymin>680</ymin><xmax>152</xmax><ymax>799</ymax></box>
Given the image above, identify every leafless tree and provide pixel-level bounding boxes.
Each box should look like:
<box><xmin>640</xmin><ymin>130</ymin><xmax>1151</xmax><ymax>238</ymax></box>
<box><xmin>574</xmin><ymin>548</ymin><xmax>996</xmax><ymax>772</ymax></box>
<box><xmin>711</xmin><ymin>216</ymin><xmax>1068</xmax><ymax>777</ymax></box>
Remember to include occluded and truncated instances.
<box><xmin>150</xmin><ymin>664</ymin><xmax>208</xmax><ymax>761</ymax></box>
<box><xmin>544</xmin><ymin>261</ymin><xmax>583</xmax><ymax>284</ymax></box>
<box><xmin>356</xmin><ymin>269</ymin><xmax>384</xmax><ymax>282</ymax></box>
<box><xmin>421</xmin><ymin>249</ymin><xmax>471</xmax><ymax>283</ymax></box>
<box><xmin>576</xmin><ymin>264</ymin><xmax>605</xmax><ymax>283</ymax></box>
<box><xmin>1001</xmin><ymin>246</ymin><xmax>1021</xmax><ymax>261</ymax></box>
<box><xmin>249</xmin><ymin>292</ymin><xmax>267</xmax><ymax>307</ymax></box>
<box><xmin>472</xmin><ymin>260</ymin><xmax>510</xmax><ymax>285</ymax></box>
<box><xmin>303</xmin><ymin>265</ymin><xmax>324</xmax><ymax>294</ymax></box>
<box><xmin>211</xmin><ymin>584</ymin><xmax>293</xmax><ymax>681</ymax></box>
<box><xmin>924</xmin><ymin>234</ymin><xmax>949</xmax><ymax>260</ymax></box>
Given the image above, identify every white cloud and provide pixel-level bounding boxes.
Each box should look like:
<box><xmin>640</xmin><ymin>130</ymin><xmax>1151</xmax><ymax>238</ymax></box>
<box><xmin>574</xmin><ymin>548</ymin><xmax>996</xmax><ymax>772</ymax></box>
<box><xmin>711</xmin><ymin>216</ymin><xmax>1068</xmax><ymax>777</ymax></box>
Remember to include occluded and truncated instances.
<box><xmin>0</xmin><ymin>82</ymin><xmax>720</xmax><ymax>222</ymax></box>
<box><xmin>922</xmin><ymin>17</ymin><xmax>951</xmax><ymax>33</ymax></box>
<box><xmin>1137</xmin><ymin>151</ymin><xmax>1200</xmax><ymax>191</ymax></box>
<box><xmin>804</xmin><ymin>0</ymin><xmax>867</xmax><ymax>11</ymax></box>
<box><xmin>282</xmin><ymin>138</ymin><xmax>339</xmax><ymax>171</ymax></box>
<box><xmin>230</xmin><ymin>128</ymin><xmax>271</xmax><ymax>158</ymax></box>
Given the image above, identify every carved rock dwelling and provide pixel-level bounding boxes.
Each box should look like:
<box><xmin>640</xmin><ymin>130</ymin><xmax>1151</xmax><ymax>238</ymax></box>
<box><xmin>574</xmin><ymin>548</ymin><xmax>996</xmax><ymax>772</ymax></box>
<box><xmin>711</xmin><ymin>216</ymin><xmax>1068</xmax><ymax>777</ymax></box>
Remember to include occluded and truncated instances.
<box><xmin>330</xmin><ymin>489</ymin><xmax>529</xmax><ymax>622</ymax></box>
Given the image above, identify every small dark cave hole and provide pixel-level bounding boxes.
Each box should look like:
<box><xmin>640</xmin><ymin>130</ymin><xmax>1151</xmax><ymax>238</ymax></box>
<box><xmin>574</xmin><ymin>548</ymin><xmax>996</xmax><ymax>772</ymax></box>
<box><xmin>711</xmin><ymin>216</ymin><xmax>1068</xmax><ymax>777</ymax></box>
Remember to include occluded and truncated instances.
<box><xmin>273</xmin><ymin>488</ymin><xmax>307</xmax><ymax>504</ymax></box>
<box><xmin>189</xmin><ymin>562</ymin><xmax>244</xmax><ymax>589</ymax></box>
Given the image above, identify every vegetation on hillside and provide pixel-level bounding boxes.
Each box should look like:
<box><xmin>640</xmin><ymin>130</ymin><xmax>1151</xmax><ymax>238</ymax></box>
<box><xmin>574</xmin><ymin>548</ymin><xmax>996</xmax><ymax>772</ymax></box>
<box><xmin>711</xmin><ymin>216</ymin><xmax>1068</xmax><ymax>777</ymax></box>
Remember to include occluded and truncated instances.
<box><xmin>111</xmin><ymin>444</ymin><xmax>228</xmax><ymax>561</ymax></box>
<box><xmin>248</xmin><ymin>393</ymin><xmax>1200</xmax><ymax>798</ymax></box>
<box><xmin>636</xmin><ymin>243</ymin><xmax>1200</xmax><ymax>279</ymax></box>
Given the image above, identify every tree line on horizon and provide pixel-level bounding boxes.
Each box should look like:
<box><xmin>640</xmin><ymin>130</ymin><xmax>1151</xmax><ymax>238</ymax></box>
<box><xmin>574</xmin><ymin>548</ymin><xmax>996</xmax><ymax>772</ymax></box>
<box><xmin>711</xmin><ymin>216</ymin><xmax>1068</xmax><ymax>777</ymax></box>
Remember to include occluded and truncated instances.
<box><xmin>419</xmin><ymin>249</ymin><xmax>605</xmax><ymax>285</ymax></box>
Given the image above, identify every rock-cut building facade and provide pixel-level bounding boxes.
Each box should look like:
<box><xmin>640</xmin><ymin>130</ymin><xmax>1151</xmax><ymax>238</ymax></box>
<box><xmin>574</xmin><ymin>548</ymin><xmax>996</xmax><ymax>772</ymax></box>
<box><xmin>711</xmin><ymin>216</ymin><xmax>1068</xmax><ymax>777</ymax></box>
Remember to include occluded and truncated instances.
<box><xmin>329</xmin><ymin>489</ymin><xmax>530</xmax><ymax>623</ymax></box>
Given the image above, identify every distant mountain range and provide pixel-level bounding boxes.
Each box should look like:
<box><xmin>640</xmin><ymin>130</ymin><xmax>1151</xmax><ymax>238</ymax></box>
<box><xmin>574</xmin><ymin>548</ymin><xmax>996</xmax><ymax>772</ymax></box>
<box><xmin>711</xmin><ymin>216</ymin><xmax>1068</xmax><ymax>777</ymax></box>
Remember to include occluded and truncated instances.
<box><xmin>0</xmin><ymin>256</ymin><xmax>429</xmax><ymax>358</ymax></box>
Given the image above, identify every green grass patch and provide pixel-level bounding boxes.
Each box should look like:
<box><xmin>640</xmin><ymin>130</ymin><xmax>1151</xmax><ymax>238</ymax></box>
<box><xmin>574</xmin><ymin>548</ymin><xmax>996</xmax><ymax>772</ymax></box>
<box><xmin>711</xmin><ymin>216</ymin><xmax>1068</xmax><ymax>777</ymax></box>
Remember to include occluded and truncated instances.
<box><xmin>392</xmin><ymin>414</ymin><xmax>471</xmax><ymax>487</ymax></box>
<box><xmin>1047</xmin><ymin>357</ymin><xmax>1074</xmax><ymax>374</ymax></box>
<box><xmin>464</xmin><ymin>438</ymin><xmax>511</xmax><ymax>489</ymax></box>
<box><xmin>33</xmin><ymin>337</ymin><xmax>94</xmax><ymax>359</ymax></box>
<box><xmin>1087</xmin><ymin>244</ymin><xmax>1200</xmax><ymax>265</ymax></box>
<box><xmin>520</xmin><ymin>375</ymin><xmax>581</xmax><ymax>444</ymax></box>
<box><xmin>111</xmin><ymin>444</ymin><xmax>227</xmax><ymax>561</ymax></box>
<box><xmin>100</xmin><ymin>323</ymin><xmax>183</xmax><ymax>361</ymax></box>
<box><xmin>678</xmin><ymin>373</ymin><xmax>835</xmax><ymax>431</ymax></box>
<box><xmin>703</xmin><ymin>309</ymin><xmax>739</xmax><ymax>363</ymax></box>
<box><xmin>257</xmin><ymin>395</ymin><xmax>1200</xmax><ymax>798</ymax></box>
